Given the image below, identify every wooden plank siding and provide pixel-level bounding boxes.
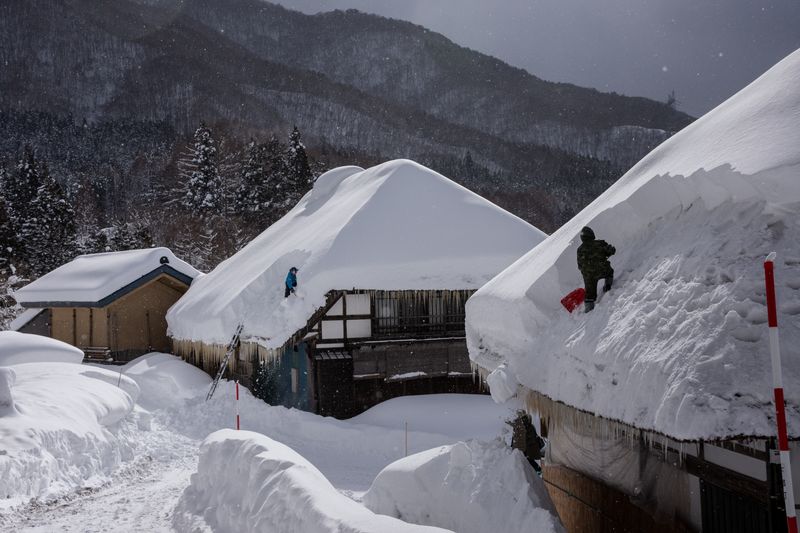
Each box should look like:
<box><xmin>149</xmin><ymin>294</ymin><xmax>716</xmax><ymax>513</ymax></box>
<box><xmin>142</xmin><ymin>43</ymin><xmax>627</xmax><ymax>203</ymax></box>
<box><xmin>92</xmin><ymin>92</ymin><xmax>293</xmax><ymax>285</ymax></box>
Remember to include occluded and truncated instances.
<box><xmin>45</xmin><ymin>274</ymin><xmax>190</xmax><ymax>362</ymax></box>
<box><xmin>543</xmin><ymin>464</ymin><xmax>695</xmax><ymax>533</ymax></box>
<box><xmin>172</xmin><ymin>288</ymin><xmax>484</xmax><ymax>414</ymax></box>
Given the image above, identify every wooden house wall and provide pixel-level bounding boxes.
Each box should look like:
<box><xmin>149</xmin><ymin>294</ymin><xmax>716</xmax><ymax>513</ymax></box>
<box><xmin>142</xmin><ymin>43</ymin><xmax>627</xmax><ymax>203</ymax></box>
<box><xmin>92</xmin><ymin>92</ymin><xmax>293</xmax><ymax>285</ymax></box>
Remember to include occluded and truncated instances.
<box><xmin>45</xmin><ymin>274</ymin><xmax>188</xmax><ymax>361</ymax></box>
<box><xmin>106</xmin><ymin>275</ymin><xmax>185</xmax><ymax>358</ymax></box>
<box><xmin>518</xmin><ymin>387</ymin><xmax>794</xmax><ymax>532</ymax></box>
<box><xmin>172</xmin><ymin>289</ymin><xmax>481</xmax><ymax>418</ymax></box>
<box><xmin>16</xmin><ymin>310</ymin><xmax>50</xmax><ymax>336</ymax></box>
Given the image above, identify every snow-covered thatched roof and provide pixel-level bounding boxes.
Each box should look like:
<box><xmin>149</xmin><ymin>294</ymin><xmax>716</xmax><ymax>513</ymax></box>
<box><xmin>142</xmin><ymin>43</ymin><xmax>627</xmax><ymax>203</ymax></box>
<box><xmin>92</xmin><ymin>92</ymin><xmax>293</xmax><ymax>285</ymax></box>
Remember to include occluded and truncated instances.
<box><xmin>14</xmin><ymin>247</ymin><xmax>199</xmax><ymax>306</ymax></box>
<box><xmin>167</xmin><ymin>159</ymin><xmax>546</xmax><ymax>349</ymax></box>
<box><xmin>466</xmin><ymin>49</ymin><xmax>800</xmax><ymax>441</ymax></box>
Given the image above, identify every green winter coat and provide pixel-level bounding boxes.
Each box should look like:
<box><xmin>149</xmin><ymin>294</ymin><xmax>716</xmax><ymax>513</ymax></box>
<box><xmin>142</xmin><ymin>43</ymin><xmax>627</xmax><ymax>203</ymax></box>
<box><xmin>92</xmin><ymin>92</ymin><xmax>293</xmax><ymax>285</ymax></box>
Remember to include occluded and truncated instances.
<box><xmin>577</xmin><ymin>238</ymin><xmax>615</xmax><ymax>279</ymax></box>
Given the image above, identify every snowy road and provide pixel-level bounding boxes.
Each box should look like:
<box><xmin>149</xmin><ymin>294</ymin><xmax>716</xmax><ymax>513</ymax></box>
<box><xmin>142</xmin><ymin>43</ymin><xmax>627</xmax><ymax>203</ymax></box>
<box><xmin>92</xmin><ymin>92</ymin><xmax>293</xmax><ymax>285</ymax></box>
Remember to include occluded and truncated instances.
<box><xmin>4</xmin><ymin>416</ymin><xmax>198</xmax><ymax>533</ymax></box>
<box><xmin>1</xmin><ymin>384</ymin><xmax>515</xmax><ymax>533</ymax></box>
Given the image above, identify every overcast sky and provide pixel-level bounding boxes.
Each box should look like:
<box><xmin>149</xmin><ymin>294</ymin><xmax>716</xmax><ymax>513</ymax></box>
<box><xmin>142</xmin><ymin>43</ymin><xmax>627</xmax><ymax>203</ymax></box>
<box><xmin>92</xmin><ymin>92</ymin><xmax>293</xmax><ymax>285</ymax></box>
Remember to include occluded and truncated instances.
<box><xmin>273</xmin><ymin>0</ymin><xmax>800</xmax><ymax>117</ymax></box>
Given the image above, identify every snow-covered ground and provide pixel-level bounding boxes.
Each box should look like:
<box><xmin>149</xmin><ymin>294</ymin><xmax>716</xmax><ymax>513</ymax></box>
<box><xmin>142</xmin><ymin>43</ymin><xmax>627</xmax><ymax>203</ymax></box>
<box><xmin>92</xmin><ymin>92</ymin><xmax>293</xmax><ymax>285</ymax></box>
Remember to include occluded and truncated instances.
<box><xmin>1</xmin><ymin>341</ymin><xmax>559</xmax><ymax>532</ymax></box>
<box><xmin>467</xmin><ymin>48</ymin><xmax>800</xmax><ymax>441</ymax></box>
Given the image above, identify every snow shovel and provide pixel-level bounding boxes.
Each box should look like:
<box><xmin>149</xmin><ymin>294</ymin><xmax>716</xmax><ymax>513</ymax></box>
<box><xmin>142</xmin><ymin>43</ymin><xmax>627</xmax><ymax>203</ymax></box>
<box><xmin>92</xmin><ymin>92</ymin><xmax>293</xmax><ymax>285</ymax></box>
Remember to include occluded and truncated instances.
<box><xmin>561</xmin><ymin>288</ymin><xmax>585</xmax><ymax>313</ymax></box>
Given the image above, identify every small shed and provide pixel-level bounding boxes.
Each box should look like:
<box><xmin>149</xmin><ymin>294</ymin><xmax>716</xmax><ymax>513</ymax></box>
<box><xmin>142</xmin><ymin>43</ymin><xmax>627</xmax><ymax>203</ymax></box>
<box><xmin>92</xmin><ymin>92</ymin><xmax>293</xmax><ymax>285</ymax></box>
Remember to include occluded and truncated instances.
<box><xmin>13</xmin><ymin>247</ymin><xmax>199</xmax><ymax>362</ymax></box>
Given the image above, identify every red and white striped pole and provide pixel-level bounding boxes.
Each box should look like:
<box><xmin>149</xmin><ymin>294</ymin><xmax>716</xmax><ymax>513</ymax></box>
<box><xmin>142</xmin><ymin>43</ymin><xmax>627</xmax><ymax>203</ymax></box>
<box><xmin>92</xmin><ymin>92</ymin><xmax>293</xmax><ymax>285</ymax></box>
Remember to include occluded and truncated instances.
<box><xmin>235</xmin><ymin>380</ymin><xmax>241</xmax><ymax>431</ymax></box>
<box><xmin>765</xmin><ymin>252</ymin><xmax>797</xmax><ymax>533</ymax></box>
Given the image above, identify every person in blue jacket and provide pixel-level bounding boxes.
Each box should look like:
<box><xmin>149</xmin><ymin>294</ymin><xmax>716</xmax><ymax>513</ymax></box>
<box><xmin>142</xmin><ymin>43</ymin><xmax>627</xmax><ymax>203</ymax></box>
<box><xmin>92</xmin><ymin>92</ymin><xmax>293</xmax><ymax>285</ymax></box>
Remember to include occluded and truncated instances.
<box><xmin>285</xmin><ymin>267</ymin><xmax>298</xmax><ymax>297</ymax></box>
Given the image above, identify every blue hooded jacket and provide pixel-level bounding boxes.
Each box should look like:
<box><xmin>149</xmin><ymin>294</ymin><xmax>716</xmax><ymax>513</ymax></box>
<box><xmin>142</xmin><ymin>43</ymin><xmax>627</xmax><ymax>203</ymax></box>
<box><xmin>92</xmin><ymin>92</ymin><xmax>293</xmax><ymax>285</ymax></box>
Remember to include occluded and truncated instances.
<box><xmin>285</xmin><ymin>269</ymin><xmax>297</xmax><ymax>290</ymax></box>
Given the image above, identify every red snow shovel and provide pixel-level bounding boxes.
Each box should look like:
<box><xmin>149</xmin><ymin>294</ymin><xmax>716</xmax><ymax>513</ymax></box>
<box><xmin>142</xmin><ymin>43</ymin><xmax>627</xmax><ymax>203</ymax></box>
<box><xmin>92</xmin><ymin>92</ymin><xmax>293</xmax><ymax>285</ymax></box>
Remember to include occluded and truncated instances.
<box><xmin>561</xmin><ymin>288</ymin><xmax>585</xmax><ymax>313</ymax></box>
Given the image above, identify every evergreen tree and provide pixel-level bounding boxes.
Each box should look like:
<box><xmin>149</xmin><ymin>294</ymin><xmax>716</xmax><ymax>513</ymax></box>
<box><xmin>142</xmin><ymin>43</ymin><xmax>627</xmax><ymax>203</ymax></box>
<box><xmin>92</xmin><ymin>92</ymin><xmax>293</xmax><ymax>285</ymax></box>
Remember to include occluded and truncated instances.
<box><xmin>251</xmin><ymin>360</ymin><xmax>280</xmax><ymax>404</ymax></box>
<box><xmin>20</xmin><ymin>166</ymin><xmax>77</xmax><ymax>275</ymax></box>
<box><xmin>234</xmin><ymin>140</ymin><xmax>269</xmax><ymax>215</ymax></box>
<box><xmin>0</xmin><ymin>194</ymin><xmax>17</xmax><ymax>277</ymax></box>
<box><xmin>4</xmin><ymin>146</ymin><xmax>44</xmax><ymax>228</ymax></box>
<box><xmin>286</xmin><ymin>126</ymin><xmax>312</xmax><ymax>202</ymax></box>
<box><xmin>109</xmin><ymin>220</ymin><xmax>152</xmax><ymax>251</ymax></box>
<box><xmin>178</xmin><ymin>124</ymin><xmax>223</xmax><ymax>215</ymax></box>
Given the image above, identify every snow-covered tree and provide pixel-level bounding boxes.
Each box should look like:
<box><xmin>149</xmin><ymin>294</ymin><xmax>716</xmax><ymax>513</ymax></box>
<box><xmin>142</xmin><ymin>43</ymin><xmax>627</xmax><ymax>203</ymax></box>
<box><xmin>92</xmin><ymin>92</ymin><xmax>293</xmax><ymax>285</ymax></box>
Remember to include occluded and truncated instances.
<box><xmin>286</xmin><ymin>126</ymin><xmax>312</xmax><ymax>202</ymax></box>
<box><xmin>251</xmin><ymin>359</ymin><xmax>280</xmax><ymax>404</ymax></box>
<box><xmin>234</xmin><ymin>140</ymin><xmax>269</xmax><ymax>215</ymax></box>
<box><xmin>178</xmin><ymin>124</ymin><xmax>223</xmax><ymax>215</ymax></box>
<box><xmin>0</xmin><ymin>194</ymin><xmax>17</xmax><ymax>277</ymax></box>
<box><xmin>20</xmin><ymin>167</ymin><xmax>77</xmax><ymax>275</ymax></box>
<box><xmin>110</xmin><ymin>220</ymin><xmax>153</xmax><ymax>251</ymax></box>
<box><xmin>4</xmin><ymin>147</ymin><xmax>44</xmax><ymax>228</ymax></box>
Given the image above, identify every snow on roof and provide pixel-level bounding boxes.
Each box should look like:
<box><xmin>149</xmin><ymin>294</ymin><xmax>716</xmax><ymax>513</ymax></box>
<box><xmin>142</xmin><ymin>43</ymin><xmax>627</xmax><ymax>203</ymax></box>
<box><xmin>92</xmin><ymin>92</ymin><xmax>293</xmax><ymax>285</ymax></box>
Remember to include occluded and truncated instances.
<box><xmin>167</xmin><ymin>159</ymin><xmax>546</xmax><ymax>348</ymax></box>
<box><xmin>14</xmin><ymin>247</ymin><xmax>200</xmax><ymax>306</ymax></box>
<box><xmin>466</xmin><ymin>49</ymin><xmax>800</xmax><ymax>441</ymax></box>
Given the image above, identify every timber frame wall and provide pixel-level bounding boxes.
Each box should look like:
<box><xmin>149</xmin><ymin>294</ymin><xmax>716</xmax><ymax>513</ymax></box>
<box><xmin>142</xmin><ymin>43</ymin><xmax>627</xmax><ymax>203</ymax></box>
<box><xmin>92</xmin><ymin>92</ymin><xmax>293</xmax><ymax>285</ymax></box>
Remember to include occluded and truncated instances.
<box><xmin>173</xmin><ymin>289</ymin><xmax>483</xmax><ymax>416</ymax></box>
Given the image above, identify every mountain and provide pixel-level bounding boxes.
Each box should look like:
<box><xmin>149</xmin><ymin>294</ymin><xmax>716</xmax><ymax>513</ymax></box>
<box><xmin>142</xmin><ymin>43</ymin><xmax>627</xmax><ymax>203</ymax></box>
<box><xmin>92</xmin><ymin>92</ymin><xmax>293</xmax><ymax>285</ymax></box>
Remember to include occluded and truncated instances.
<box><xmin>0</xmin><ymin>0</ymin><xmax>693</xmax><ymax>230</ymax></box>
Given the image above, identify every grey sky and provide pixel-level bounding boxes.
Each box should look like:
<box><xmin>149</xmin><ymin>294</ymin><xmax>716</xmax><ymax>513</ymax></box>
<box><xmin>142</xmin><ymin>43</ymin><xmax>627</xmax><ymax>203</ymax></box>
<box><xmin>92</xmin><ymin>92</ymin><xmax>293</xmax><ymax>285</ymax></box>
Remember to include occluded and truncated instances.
<box><xmin>273</xmin><ymin>0</ymin><xmax>800</xmax><ymax>116</ymax></box>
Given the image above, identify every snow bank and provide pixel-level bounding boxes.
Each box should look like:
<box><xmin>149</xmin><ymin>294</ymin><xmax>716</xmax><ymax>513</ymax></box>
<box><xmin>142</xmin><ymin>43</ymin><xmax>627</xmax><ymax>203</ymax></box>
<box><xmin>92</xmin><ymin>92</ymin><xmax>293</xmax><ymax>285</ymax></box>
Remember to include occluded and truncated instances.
<box><xmin>467</xmin><ymin>49</ymin><xmax>800</xmax><ymax>440</ymax></box>
<box><xmin>0</xmin><ymin>331</ymin><xmax>84</xmax><ymax>365</ymax></box>
<box><xmin>173</xmin><ymin>429</ymin><xmax>448</xmax><ymax>533</ymax></box>
<box><xmin>155</xmin><ymin>365</ymin><xmax>515</xmax><ymax>493</ymax></box>
<box><xmin>14</xmin><ymin>247</ymin><xmax>199</xmax><ymax>305</ymax></box>
<box><xmin>167</xmin><ymin>159</ymin><xmax>545</xmax><ymax>348</ymax></box>
<box><xmin>349</xmin><ymin>393</ymin><xmax>520</xmax><ymax>441</ymax></box>
<box><xmin>0</xmin><ymin>362</ymin><xmax>138</xmax><ymax>507</ymax></box>
<box><xmin>363</xmin><ymin>440</ymin><xmax>563</xmax><ymax>533</ymax></box>
<box><xmin>0</xmin><ymin>367</ymin><xmax>16</xmax><ymax>415</ymax></box>
<box><xmin>118</xmin><ymin>352</ymin><xmax>210</xmax><ymax>410</ymax></box>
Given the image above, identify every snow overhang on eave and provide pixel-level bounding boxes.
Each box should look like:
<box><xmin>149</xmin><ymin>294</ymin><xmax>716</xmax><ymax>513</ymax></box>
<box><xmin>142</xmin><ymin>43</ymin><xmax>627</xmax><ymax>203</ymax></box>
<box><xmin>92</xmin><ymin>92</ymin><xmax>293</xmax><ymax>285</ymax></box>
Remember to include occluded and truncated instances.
<box><xmin>18</xmin><ymin>265</ymin><xmax>195</xmax><ymax>309</ymax></box>
<box><xmin>519</xmin><ymin>386</ymin><xmax>786</xmax><ymax>445</ymax></box>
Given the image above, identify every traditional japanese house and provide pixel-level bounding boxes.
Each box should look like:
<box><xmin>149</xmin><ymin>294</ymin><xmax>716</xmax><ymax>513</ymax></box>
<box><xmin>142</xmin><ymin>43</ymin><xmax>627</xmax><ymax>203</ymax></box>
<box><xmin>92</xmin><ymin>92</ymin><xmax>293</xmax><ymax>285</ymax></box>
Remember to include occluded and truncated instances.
<box><xmin>167</xmin><ymin>159</ymin><xmax>546</xmax><ymax>418</ymax></box>
<box><xmin>13</xmin><ymin>248</ymin><xmax>199</xmax><ymax>362</ymax></box>
<box><xmin>466</xmin><ymin>51</ymin><xmax>800</xmax><ymax>533</ymax></box>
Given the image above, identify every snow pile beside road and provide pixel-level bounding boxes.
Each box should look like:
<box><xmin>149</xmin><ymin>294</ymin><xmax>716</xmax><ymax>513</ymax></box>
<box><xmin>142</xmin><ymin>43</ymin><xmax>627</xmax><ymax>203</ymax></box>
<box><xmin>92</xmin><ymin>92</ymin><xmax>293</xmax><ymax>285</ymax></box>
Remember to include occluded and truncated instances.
<box><xmin>0</xmin><ymin>362</ymin><xmax>138</xmax><ymax>509</ymax></box>
<box><xmin>466</xmin><ymin>49</ymin><xmax>800</xmax><ymax>440</ymax></box>
<box><xmin>167</xmin><ymin>159</ymin><xmax>545</xmax><ymax>348</ymax></box>
<box><xmin>0</xmin><ymin>331</ymin><xmax>84</xmax><ymax>365</ymax></box>
<box><xmin>173</xmin><ymin>429</ymin><xmax>448</xmax><ymax>533</ymax></box>
<box><xmin>119</xmin><ymin>353</ymin><xmax>210</xmax><ymax>410</ymax></box>
<box><xmin>363</xmin><ymin>440</ymin><xmax>563</xmax><ymax>533</ymax></box>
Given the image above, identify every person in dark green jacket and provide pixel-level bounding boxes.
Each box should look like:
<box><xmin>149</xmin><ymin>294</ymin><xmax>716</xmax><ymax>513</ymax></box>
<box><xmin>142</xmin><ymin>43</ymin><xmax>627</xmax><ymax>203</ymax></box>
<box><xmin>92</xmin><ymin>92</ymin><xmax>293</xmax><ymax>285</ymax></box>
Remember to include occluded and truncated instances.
<box><xmin>577</xmin><ymin>226</ymin><xmax>615</xmax><ymax>312</ymax></box>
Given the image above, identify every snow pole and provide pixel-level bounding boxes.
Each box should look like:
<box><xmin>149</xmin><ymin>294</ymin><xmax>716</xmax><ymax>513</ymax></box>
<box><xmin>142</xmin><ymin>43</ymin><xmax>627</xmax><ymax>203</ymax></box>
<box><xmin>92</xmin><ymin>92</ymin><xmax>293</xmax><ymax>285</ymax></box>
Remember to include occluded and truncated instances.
<box><xmin>764</xmin><ymin>252</ymin><xmax>797</xmax><ymax>533</ymax></box>
<box><xmin>235</xmin><ymin>380</ymin><xmax>240</xmax><ymax>431</ymax></box>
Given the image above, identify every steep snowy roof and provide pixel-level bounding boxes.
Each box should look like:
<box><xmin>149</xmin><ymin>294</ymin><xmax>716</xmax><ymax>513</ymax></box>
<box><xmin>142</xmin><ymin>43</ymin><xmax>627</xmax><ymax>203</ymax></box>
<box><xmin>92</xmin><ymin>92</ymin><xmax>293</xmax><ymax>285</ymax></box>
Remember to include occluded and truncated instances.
<box><xmin>466</xmin><ymin>49</ymin><xmax>800</xmax><ymax>441</ymax></box>
<box><xmin>14</xmin><ymin>247</ymin><xmax>199</xmax><ymax>306</ymax></box>
<box><xmin>167</xmin><ymin>160</ymin><xmax>546</xmax><ymax>348</ymax></box>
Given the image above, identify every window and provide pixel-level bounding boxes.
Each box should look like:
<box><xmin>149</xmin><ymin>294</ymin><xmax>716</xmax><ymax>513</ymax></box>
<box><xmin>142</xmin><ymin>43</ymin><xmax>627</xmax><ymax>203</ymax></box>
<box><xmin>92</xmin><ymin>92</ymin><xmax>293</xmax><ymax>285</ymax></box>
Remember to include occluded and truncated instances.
<box><xmin>291</xmin><ymin>367</ymin><xmax>299</xmax><ymax>394</ymax></box>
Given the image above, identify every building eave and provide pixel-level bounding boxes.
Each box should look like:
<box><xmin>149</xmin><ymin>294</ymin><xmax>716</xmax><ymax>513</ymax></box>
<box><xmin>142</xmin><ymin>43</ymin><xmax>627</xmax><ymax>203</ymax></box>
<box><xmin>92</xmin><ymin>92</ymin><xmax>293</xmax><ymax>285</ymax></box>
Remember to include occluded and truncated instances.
<box><xmin>19</xmin><ymin>265</ymin><xmax>194</xmax><ymax>308</ymax></box>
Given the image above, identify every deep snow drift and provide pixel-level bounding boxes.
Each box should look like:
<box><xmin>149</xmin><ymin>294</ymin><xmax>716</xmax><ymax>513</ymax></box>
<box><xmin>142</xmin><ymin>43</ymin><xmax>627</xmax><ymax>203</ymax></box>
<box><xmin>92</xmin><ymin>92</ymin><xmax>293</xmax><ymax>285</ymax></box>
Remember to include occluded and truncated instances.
<box><xmin>13</xmin><ymin>247</ymin><xmax>199</xmax><ymax>305</ymax></box>
<box><xmin>0</xmin><ymin>334</ymin><xmax>139</xmax><ymax>508</ymax></box>
<box><xmin>174</xmin><ymin>430</ymin><xmax>448</xmax><ymax>533</ymax></box>
<box><xmin>167</xmin><ymin>160</ymin><xmax>546</xmax><ymax>348</ymax></box>
<box><xmin>363</xmin><ymin>440</ymin><xmax>564</xmax><ymax>533</ymax></box>
<box><xmin>467</xmin><ymin>49</ymin><xmax>800</xmax><ymax>440</ymax></box>
<box><xmin>0</xmin><ymin>331</ymin><xmax>84</xmax><ymax>365</ymax></box>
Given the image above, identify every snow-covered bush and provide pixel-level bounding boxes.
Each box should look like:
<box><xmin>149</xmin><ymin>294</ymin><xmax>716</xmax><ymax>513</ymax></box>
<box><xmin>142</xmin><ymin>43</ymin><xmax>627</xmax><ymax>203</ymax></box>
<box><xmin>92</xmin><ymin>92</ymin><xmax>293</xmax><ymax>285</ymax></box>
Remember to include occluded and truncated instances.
<box><xmin>363</xmin><ymin>439</ymin><xmax>564</xmax><ymax>533</ymax></box>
